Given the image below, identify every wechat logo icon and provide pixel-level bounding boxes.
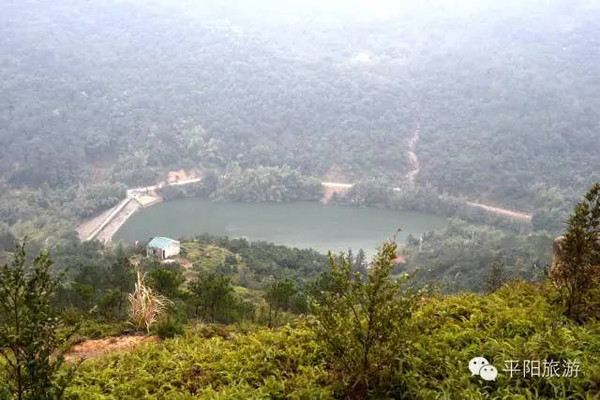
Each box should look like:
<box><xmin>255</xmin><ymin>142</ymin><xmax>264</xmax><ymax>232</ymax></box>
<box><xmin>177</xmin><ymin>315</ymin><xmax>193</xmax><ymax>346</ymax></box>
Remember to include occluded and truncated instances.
<box><xmin>469</xmin><ymin>357</ymin><xmax>498</xmax><ymax>381</ymax></box>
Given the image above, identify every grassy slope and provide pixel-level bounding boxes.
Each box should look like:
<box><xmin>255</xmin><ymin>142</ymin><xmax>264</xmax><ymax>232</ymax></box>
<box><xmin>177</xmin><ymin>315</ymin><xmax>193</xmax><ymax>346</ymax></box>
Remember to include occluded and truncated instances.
<box><xmin>67</xmin><ymin>282</ymin><xmax>600</xmax><ymax>399</ymax></box>
<box><xmin>181</xmin><ymin>241</ymin><xmax>235</xmax><ymax>271</ymax></box>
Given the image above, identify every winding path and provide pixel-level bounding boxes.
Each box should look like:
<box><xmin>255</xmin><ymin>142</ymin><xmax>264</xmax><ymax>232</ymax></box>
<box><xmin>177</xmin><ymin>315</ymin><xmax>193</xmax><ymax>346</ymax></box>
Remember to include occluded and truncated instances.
<box><xmin>405</xmin><ymin>123</ymin><xmax>420</xmax><ymax>185</ymax></box>
<box><xmin>464</xmin><ymin>201</ymin><xmax>532</xmax><ymax>221</ymax></box>
<box><xmin>320</xmin><ymin>181</ymin><xmax>532</xmax><ymax>221</ymax></box>
<box><xmin>320</xmin><ymin>122</ymin><xmax>531</xmax><ymax>222</ymax></box>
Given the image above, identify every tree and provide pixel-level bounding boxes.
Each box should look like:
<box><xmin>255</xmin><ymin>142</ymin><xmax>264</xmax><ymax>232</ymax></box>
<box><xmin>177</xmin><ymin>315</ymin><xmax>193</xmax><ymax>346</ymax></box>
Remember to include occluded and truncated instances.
<box><xmin>147</xmin><ymin>265</ymin><xmax>184</xmax><ymax>299</ymax></box>
<box><xmin>346</xmin><ymin>249</ymin><xmax>354</xmax><ymax>266</ymax></box>
<box><xmin>215</xmin><ymin>254</ymin><xmax>238</xmax><ymax>276</ymax></box>
<box><xmin>310</xmin><ymin>242</ymin><xmax>419</xmax><ymax>398</ymax></box>
<box><xmin>483</xmin><ymin>260</ymin><xmax>506</xmax><ymax>293</ymax></box>
<box><xmin>189</xmin><ymin>272</ymin><xmax>235</xmax><ymax>323</ymax></box>
<box><xmin>0</xmin><ymin>241</ymin><xmax>76</xmax><ymax>399</ymax></box>
<box><xmin>554</xmin><ymin>183</ymin><xmax>600</xmax><ymax>322</ymax></box>
<box><xmin>264</xmin><ymin>279</ymin><xmax>296</xmax><ymax>328</ymax></box>
<box><xmin>105</xmin><ymin>257</ymin><xmax>135</xmax><ymax>318</ymax></box>
<box><xmin>353</xmin><ymin>249</ymin><xmax>368</xmax><ymax>278</ymax></box>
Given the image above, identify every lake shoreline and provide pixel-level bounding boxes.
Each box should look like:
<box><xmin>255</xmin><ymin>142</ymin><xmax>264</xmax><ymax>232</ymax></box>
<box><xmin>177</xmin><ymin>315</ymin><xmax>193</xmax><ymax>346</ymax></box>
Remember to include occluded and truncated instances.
<box><xmin>77</xmin><ymin>173</ymin><xmax>532</xmax><ymax>245</ymax></box>
<box><xmin>112</xmin><ymin>198</ymin><xmax>449</xmax><ymax>257</ymax></box>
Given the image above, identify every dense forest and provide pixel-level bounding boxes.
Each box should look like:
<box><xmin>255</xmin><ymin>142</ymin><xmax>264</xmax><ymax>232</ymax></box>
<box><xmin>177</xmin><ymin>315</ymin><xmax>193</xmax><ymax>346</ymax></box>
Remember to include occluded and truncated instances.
<box><xmin>2</xmin><ymin>0</ymin><xmax>600</xmax><ymax>398</ymax></box>
<box><xmin>1</xmin><ymin>0</ymin><xmax>600</xmax><ymax>242</ymax></box>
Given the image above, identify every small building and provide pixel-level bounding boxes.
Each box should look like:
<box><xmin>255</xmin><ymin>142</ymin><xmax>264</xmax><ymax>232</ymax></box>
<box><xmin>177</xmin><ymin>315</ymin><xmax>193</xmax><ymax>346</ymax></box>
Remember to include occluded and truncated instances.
<box><xmin>146</xmin><ymin>237</ymin><xmax>180</xmax><ymax>260</ymax></box>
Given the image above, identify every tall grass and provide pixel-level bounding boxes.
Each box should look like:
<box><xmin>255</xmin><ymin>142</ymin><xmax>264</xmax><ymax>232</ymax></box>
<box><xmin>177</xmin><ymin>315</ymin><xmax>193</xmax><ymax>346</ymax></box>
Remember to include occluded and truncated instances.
<box><xmin>128</xmin><ymin>267</ymin><xmax>170</xmax><ymax>333</ymax></box>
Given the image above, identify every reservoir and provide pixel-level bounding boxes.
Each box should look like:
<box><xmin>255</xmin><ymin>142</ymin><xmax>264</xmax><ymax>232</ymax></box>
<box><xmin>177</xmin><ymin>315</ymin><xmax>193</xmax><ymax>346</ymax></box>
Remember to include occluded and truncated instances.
<box><xmin>114</xmin><ymin>199</ymin><xmax>447</xmax><ymax>256</ymax></box>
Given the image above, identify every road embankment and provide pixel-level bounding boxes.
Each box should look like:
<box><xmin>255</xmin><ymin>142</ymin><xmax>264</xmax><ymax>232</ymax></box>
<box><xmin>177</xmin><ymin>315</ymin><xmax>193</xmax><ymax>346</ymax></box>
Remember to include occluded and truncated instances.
<box><xmin>76</xmin><ymin>175</ymin><xmax>202</xmax><ymax>243</ymax></box>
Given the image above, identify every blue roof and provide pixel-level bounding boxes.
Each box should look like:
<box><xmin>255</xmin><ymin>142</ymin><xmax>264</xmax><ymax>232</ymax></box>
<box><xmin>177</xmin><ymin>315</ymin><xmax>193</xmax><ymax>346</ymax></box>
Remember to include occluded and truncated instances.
<box><xmin>147</xmin><ymin>237</ymin><xmax>178</xmax><ymax>249</ymax></box>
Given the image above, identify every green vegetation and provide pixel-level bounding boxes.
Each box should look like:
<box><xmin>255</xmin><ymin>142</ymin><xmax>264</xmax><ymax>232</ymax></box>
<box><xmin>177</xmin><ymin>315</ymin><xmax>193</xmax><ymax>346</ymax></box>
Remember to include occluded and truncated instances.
<box><xmin>2</xmin><ymin>0</ymin><xmax>600</xmax><ymax>396</ymax></box>
<box><xmin>264</xmin><ymin>279</ymin><xmax>299</xmax><ymax>328</ymax></box>
<box><xmin>211</xmin><ymin>164</ymin><xmax>321</xmax><ymax>203</ymax></box>
<box><xmin>189</xmin><ymin>273</ymin><xmax>243</xmax><ymax>324</ymax></box>
<box><xmin>0</xmin><ymin>242</ymin><xmax>75</xmax><ymax>399</ymax></box>
<box><xmin>54</xmin><ymin>250</ymin><xmax>137</xmax><ymax>322</ymax></box>
<box><xmin>401</xmin><ymin>282</ymin><xmax>599</xmax><ymax>399</ymax></box>
<box><xmin>553</xmin><ymin>183</ymin><xmax>600</xmax><ymax>322</ymax></box>
<box><xmin>62</xmin><ymin>283</ymin><xmax>600</xmax><ymax>399</ymax></box>
<box><xmin>66</xmin><ymin>324</ymin><xmax>330</xmax><ymax>399</ymax></box>
<box><xmin>146</xmin><ymin>261</ymin><xmax>185</xmax><ymax>299</ymax></box>
<box><xmin>311</xmin><ymin>243</ymin><xmax>419</xmax><ymax>397</ymax></box>
<box><xmin>47</xmin><ymin>235</ymin><xmax>327</xmax><ymax>340</ymax></box>
<box><xmin>180</xmin><ymin>241</ymin><xmax>234</xmax><ymax>271</ymax></box>
<box><xmin>332</xmin><ymin>181</ymin><xmax>534</xmax><ymax>231</ymax></box>
<box><xmin>2</xmin><ymin>220</ymin><xmax>599</xmax><ymax>398</ymax></box>
<box><xmin>483</xmin><ymin>261</ymin><xmax>506</xmax><ymax>293</ymax></box>
<box><xmin>1</xmin><ymin>0</ymin><xmax>599</xmax><ymax>241</ymax></box>
<box><xmin>403</xmin><ymin>218</ymin><xmax>551</xmax><ymax>292</ymax></box>
<box><xmin>127</xmin><ymin>268</ymin><xmax>170</xmax><ymax>333</ymax></box>
<box><xmin>184</xmin><ymin>235</ymin><xmax>330</xmax><ymax>287</ymax></box>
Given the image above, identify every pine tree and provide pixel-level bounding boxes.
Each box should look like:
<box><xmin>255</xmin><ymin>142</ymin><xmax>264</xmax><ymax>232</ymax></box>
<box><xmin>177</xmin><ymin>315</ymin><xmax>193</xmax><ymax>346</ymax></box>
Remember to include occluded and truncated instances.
<box><xmin>0</xmin><ymin>241</ymin><xmax>76</xmax><ymax>399</ymax></box>
<box><xmin>265</xmin><ymin>279</ymin><xmax>296</xmax><ymax>328</ymax></box>
<box><xmin>555</xmin><ymin>183</ymin><xmax>600</xmax><ymax>322</ymax></box>
<box><xmin>354</xmin><ymin>248</ymin><xmax>368</xmax><ymax>278</ymax></box>
<box><xmin>106</xmin><ymin>257</ymin><xmax>135</xmax><ymax>318</ymax></box>
<box><xmin>189</xmin><ymin>272</ymin><xmax>235</xmax><ymax>323</ymax></box>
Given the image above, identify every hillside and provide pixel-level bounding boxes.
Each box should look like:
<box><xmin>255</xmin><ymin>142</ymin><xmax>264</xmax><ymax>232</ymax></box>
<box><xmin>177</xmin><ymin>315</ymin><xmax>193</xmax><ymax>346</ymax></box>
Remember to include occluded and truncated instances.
<box><xmin>2</xmin><ymin>1</ymin><xmax>600</xmax><ymax>398</ymax></box>
<box><xmin>2</xmin><ymin>187</ymin><xmax>600</xmax><ymax>398</ymax></box>
<box><xmin>65</xmin><ymin>282</ymin><xmax>600</xmax><ymax>399</ymax></box>
<box><xmin>1</xmin><ymin>0</ymin><xmax>600</xmax><ymax>240</ymax></box>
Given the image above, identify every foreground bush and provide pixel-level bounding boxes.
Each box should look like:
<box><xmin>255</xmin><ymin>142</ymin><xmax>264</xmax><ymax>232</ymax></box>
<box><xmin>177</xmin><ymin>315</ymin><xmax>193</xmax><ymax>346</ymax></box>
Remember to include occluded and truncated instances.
<box><xmin>0</xmin><ymin>243</ymin><xmax>76</xmax><ymax>399</ymax></box>
<box><xmin>401</xmin><ymin>281</ymin><xmax>600</xmax><ymax>398</ymax></box>
<box><xmin>66</xmin><ymin>282</ymin><xmax>599</xmax><ymax>399</ymax></box>
<box><xmin>66</xmin><ymin>324</ymin><xmax>330</xmax><ymax>399</ymax></box>
<box><xmin>128</xmin><ymin>268</ymin><xmax>170</xmax><ymax>333</ymax></box>
<box><xmin>154</xmin><ymin>315</ymin><xmax>185</xmax><ymax>339</ymax></box>
<box><xmin>311</xmin><ymin>243</ymin><xmax>420</xmax><ymax>398</ymax></box>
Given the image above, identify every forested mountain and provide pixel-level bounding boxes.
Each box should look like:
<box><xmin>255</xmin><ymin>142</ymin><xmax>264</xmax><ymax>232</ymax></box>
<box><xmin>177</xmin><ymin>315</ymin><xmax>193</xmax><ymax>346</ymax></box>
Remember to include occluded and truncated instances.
<box><xmin>1</xmin><ymin>0</ymin><xmax>599</xmax><ymax>237</ymax></box>
<box><xmin>2</xmin><ymin>3</ymin><xmax>600</xmax><ymax>396</ymax></box>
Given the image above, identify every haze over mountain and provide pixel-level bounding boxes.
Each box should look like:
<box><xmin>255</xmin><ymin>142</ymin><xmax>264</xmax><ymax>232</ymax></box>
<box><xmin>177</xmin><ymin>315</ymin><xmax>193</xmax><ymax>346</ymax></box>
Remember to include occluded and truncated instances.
<box><xmin>2</xmin><ymin>2</ymin><xmax>600</xmax><ymax>398</ymax></box>
<box><xmin>2</xmin><ymin>0</ymin><xmax>599</xmax><ymax>238</ymax></box>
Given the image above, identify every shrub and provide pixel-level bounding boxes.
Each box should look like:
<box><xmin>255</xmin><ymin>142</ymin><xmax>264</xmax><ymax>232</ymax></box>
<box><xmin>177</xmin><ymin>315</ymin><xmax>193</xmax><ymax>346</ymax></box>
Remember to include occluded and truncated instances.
<box><xmin>154</xmin><ymin>315</ymin><xmax>185</xmax><ymax>339</ymax></box>
<box><xmin>0</xmin><ymin>241</ymin><xmax>76</xmax><ymax>398</ymax></box>
<box><xmin>310</xmin><ymin>242</ymin><xmax>420</xmax><ymax>398</ymax></box>
<box><xmin>400</xmin><ymin>282</ymin><xmax>600</xmax><ymax>399</ymax></box>
<box><xmin>64</xmin><ymin>282</ymin><xmax>600</xmax><ymax>399</ymax></box>
<box><xmin>60</xmin><ymin>306</ymin><xmax>84</xmax><ymax>325</ymax></box>
<box><xmin>66</xmin><ymin>324</ymin><xmax>331</xmax><ymax>399</ymax></box>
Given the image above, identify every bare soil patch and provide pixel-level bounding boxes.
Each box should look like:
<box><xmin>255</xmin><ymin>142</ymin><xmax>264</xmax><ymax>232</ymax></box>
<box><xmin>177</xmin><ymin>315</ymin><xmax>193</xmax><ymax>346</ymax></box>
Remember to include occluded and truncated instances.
<box><xmin>65</xmin><ymin>335</ymin><xmax>159</xmax><ymax>362</ymax></box>
<box><xmin>168</xmin><ymin>168</ymin><xmax>202</xmax><ymax>183</ymax></box>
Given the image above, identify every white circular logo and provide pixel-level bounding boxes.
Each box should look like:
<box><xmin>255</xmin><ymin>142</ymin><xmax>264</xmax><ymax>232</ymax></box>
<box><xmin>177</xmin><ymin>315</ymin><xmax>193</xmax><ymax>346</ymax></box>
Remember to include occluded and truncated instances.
<box><xmin>468</xmin><ymin>357</ymin><xmax>490</xmax><ymax>376</ymax></box>
<box><xmin>479</xmin><ymin>364</ymin><xmax>498</xmax><ymax>381</ymax></box>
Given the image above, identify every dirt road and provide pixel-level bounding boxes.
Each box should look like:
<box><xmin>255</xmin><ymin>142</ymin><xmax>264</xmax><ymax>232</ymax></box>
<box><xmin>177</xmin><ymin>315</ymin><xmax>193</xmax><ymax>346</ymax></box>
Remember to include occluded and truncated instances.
<box><xmin>320</xmin><ymin>181</ymin><xmax>532</xmax><ymax>221</ymax></box>
<box><xmin>405</xmin><ymin>123</ymin><xmax>420</xmax><ymax>185</ymax></box>
<box><xmin>76</xmin><ymin>172</ymin><xmax>203</xmax><ymax>242</ymax></box>
<box><xmin>465</xmin><ymin>201</ymin><xmax>532</xmax><ymax>221</ymax></box>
